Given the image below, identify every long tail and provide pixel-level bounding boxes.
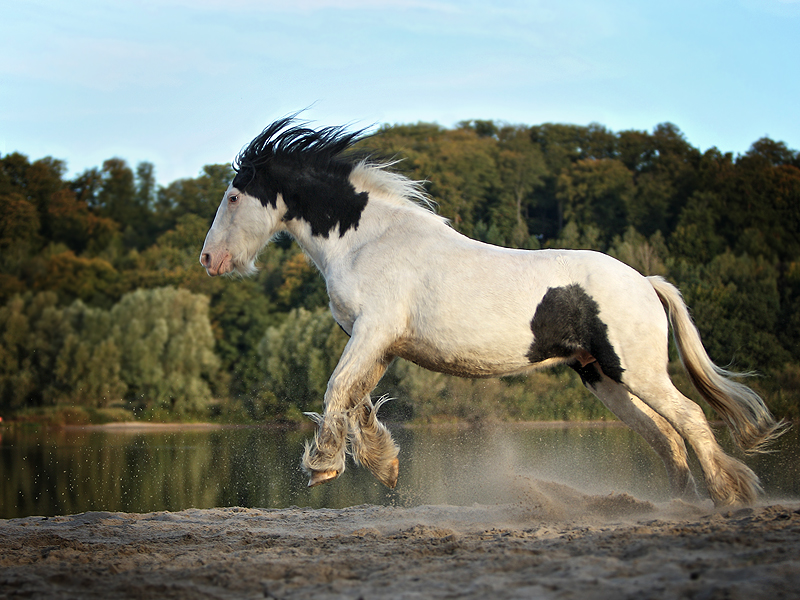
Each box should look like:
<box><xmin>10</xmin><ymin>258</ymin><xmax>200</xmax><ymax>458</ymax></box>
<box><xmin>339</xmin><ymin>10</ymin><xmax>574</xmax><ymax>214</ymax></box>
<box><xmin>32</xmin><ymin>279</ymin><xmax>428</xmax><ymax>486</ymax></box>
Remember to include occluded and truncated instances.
<box><xmin>648</xmin><ymin>276</ymin><xmax>787</xmax><ymax>453</ymax></box>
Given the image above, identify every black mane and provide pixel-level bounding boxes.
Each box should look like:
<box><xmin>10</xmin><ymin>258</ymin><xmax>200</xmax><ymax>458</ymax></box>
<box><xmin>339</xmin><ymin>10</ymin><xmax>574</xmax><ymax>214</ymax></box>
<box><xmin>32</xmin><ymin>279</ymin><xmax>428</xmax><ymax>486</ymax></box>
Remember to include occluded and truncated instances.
<box><xmin>232</xmin><ymin>116</ymin><xmax>371</xmax><ymax>238</ymax></box>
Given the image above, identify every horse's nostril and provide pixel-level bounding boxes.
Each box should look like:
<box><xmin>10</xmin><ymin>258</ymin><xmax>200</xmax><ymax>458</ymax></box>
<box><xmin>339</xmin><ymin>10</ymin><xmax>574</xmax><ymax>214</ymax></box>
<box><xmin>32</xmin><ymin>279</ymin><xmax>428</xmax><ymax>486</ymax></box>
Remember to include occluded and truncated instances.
<box><xmin>201</xmin><ymin>253</ymin><xmax>211</xmax><ymax>266</ymax></box>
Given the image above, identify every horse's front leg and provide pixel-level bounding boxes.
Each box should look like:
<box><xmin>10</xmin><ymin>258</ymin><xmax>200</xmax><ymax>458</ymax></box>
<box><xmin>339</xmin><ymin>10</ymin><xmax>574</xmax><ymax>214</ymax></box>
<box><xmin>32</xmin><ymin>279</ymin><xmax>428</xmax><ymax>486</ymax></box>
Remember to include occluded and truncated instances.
<box><xmin>301</xmin><ymin>331</ymin><xmax>394</xmax><ymax>487</ymax></box>
<box><xmin>347</xmin><ymin>394</ymin><xmax>400</xmax><ymax>488</ymax></box>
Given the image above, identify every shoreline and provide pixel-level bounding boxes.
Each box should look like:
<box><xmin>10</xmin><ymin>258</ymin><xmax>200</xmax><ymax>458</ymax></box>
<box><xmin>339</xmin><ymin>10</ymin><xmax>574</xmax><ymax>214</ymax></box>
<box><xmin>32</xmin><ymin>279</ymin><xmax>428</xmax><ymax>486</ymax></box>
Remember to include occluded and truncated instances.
<box><xmin>9</xmin><ymin>418</ymin><xmax>632</xmax><ymax>431</ymax></box>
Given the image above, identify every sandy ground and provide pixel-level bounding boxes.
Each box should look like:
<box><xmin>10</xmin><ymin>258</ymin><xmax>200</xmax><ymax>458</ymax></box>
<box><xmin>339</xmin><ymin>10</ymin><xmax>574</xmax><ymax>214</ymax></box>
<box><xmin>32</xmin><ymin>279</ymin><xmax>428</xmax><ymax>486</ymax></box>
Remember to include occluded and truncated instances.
<box><xmin>1</xmin><ymin>480</ymin><xmax>799</xmax><ymax>600</ymax></box>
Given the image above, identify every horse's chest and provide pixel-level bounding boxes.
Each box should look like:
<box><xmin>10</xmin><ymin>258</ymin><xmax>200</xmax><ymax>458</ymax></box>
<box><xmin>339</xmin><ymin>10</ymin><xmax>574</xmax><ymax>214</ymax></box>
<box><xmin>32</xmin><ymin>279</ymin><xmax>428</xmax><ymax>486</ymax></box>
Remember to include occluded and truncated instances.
<box><xmin>327</xmin><ymin>285</ymin><xmax>360</xmax><ymax>336</ymax></box>
<box><xmin>329</xmin><ymin>301</ymin><xmax>355</xmax><ymax>336</ymax></box>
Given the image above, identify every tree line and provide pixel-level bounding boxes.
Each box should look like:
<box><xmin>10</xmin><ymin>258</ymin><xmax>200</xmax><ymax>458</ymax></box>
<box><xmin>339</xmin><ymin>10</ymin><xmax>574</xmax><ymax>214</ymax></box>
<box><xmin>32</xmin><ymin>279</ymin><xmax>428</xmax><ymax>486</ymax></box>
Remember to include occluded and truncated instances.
<box><xmin>1</xmin><ymin>120</ymin><xmax>799</xmax><ymax>423</ymax></box>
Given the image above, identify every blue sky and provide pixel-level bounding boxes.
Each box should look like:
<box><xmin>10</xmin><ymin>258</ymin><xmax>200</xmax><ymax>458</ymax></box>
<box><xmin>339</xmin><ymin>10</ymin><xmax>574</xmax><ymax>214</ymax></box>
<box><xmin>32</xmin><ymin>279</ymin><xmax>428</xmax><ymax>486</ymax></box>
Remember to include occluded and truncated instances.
<box><xmin>2</xmin><ymin>0</ymin><xmax>798</xmax><ymax>185</ymax></box>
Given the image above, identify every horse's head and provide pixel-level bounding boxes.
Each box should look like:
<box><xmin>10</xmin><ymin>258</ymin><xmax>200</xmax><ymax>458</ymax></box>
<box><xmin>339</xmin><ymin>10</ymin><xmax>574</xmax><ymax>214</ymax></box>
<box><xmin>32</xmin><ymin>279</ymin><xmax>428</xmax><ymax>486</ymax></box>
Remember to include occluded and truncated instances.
<box><xmin>199</xmin><ymin>183</ymin><xmax>284</xmax><ymax>277</ymax></box>
<box><xmin>200</xmin><ymin>116</ymin><xmax>371</xmax><ymax>276</ymax></box>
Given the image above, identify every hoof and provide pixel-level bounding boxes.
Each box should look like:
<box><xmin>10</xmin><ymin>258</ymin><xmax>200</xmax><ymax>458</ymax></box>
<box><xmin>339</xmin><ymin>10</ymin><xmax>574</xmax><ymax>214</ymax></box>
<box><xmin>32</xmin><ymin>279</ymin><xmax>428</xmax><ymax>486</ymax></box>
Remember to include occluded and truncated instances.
<box><xmin>307</xmin><ymin>469</ymin><xmax>339</xmax><ymax>488</ymax></box>
<box><xmin>379</xmin><ymin>458</ymin><xmax>400</xmax><ymax>489</ymax></box>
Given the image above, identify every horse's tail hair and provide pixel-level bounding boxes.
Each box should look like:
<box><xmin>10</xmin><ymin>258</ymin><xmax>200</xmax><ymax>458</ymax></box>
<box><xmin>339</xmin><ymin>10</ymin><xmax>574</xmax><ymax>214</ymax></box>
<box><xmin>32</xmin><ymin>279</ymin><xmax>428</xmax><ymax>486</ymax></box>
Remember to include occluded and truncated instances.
<box><xmin>648</xmin><ymin>275</ymin><xmax>788</xmax><ymax>453</ymax></box>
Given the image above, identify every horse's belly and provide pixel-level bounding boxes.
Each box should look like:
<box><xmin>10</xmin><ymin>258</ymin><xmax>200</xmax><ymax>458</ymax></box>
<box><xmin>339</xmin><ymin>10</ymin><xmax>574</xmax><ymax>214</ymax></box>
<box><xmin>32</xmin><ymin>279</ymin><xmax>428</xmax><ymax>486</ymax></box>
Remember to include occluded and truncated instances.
<box><xmin>389</xmin><ymin>336</ymin><xmax>537</xmax><ymax>379</ymax></box>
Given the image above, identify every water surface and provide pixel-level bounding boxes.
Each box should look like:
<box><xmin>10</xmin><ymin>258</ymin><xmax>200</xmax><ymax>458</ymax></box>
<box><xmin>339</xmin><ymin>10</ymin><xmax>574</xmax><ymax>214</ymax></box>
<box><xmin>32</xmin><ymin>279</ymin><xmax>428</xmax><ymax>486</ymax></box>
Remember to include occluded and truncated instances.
<box><xmin>1</xmin><ymin>422</ymin><xmax>797</xmax><ymax>519</ymax></box>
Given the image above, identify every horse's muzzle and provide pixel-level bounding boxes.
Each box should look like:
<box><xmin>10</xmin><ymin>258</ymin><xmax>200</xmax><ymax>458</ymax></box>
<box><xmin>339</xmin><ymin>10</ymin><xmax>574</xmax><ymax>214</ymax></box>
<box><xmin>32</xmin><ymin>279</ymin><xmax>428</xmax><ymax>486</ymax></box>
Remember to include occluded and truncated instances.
<box><xmin>199</xmin><ymin>250</ymin><xmax>231</xmax><ymax>276</ymax></box>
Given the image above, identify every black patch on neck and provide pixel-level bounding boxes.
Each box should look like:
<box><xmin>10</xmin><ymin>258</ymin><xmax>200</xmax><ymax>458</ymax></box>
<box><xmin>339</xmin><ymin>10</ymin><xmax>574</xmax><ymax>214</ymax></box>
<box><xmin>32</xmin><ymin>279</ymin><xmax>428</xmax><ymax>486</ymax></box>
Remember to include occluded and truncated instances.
<box><xmin>527</xmin><ymin>284</ymin><xmax>623</xmax><ymax>385</ymax></box>
<box><xmin>232</xmin><ymin>116</ymin><xmax>370</xmax><ymax>238</ymax></box>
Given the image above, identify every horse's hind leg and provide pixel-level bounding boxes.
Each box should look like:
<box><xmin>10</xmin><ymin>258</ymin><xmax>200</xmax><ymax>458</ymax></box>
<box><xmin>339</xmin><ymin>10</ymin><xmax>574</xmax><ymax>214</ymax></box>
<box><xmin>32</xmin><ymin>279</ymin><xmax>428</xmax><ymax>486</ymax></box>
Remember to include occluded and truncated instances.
<box><xmin>347</xmin><ymin>394</ymin><xmax>400</xmax><ymax>488</ymax></box>
<box><xmin>629</xmin><ymin>374</ymin><xmax>762</xmax><ymax>506</ymax></box>
<box><xmin>584</xmin><ymin>373</ymin><xmax>699</xmax><ymax>501</ymax></box>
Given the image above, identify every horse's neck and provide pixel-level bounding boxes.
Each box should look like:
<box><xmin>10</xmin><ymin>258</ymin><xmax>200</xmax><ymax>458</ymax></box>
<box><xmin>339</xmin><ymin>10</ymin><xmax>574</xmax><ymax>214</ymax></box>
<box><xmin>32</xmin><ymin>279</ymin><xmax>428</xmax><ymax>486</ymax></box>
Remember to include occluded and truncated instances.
<box><xmin>284</xmin><ymin>196</ymin><xmax>426</xmax><ymax>277</ymax></box>
<box><xmin>288</xmin><ymin>228</ymin><xmax>351</xmax><ymax>276</ymax></box>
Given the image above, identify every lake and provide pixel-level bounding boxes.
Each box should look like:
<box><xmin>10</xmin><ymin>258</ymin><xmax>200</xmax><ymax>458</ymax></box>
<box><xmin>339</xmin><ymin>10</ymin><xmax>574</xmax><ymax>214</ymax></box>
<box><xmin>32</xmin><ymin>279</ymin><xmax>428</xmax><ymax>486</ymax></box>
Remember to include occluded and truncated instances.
<box><xmin>1</xmin><ymin>422</ymin><xmax>798</xmax><ymax>519</ymax></box>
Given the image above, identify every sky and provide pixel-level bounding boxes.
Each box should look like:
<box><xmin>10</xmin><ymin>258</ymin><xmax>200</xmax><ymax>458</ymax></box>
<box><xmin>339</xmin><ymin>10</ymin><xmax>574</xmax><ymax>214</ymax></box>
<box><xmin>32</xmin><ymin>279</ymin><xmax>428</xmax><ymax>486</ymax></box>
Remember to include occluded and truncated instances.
<box><xmin>1</xmin><ymin>0</ymin><xmax>799</xmax><ymax>186</ymax></box>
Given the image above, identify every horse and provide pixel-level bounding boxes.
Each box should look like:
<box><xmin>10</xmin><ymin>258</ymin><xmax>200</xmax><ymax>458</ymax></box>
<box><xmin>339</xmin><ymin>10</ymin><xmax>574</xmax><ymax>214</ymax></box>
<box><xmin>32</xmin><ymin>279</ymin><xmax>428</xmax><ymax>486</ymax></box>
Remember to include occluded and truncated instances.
<box><xmin>200</xmin><ymin>117</ymin><xmax>786</xmax><ymax>507</ymax></box>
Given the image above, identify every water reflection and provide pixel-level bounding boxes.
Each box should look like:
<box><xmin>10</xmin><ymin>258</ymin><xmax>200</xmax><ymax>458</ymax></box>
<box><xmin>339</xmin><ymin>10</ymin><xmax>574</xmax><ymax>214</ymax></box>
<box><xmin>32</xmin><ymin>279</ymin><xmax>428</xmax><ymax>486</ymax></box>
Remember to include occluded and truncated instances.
<box><xmin>1</xmin><ymin>423</ymin><xmax>798</xmax><ymax>519</ymax></box>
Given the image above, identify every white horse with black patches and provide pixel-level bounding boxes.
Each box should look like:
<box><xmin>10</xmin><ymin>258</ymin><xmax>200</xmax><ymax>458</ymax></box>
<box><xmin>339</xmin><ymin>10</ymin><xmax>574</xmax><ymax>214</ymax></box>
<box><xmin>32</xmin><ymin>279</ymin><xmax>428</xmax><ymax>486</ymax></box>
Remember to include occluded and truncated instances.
<box><xmin>200</xmin><ymin>117</ymin><xmax>786</xmax><ymax>506</ymax></box>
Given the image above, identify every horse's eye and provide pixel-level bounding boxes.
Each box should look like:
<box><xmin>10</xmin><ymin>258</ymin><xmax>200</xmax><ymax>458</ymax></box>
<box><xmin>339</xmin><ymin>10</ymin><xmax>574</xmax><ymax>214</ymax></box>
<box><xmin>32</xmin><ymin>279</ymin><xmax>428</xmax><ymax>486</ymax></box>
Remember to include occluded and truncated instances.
<box><xmin>229</xmin><ymin>195</ymin><xmax>239</xmax><ymax>204</ymax></box>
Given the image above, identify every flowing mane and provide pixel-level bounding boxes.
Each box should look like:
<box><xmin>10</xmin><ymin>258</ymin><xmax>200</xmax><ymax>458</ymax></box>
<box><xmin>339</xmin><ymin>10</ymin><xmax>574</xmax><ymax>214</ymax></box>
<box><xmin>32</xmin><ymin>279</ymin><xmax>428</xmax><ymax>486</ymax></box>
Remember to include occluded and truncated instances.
<box><xmin>349</xmin><ymin>161</ymin><xmax>442</xmax><ymax>219</ymax></box>
<box><xmin>232</xmin><ymin>117</ymin><xmax>441</xmax><ymax>235</ymax></box>
<box><xmin>233</xmin><ymin>116</ymin><xmax>366</xmax><ymax>183</ymax></box>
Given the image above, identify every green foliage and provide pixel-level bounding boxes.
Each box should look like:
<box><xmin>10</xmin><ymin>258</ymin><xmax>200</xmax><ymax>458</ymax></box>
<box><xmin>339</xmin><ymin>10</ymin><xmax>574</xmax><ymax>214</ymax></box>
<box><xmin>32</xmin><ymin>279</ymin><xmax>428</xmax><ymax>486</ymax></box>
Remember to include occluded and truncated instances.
<box><xmin>0</xmin><ymin>192</ymin><xmax>40</xmax><ymax>250</ymax></box>
<box><xmin>111</xmin><ymin>287</ymin><xmax>220</xmax><ymax>416</ymax></box>
<box><xmin>0</xmin><ymin>293</ymin><xmax>59</xmax><ymax>410</ymax></box>
<box><xmin>556</xmin><ymin>158</ymin><xmax>634</xmax><ymax>243</ymax></box>
<box><xmin>608</xmin><ymin>227</ymin><xmax>668</xmax><ymax>276</ymax></box>
<box><xmin>670</xmin><ymin>252</ymin><xmax>788</xmax><ymax>370</ymax></box>
<box><xmin>157</xmin><ymin>164</ymin><xmax>234</xmax><ymax>223</ymax></box>
<box><xmin>208</xmin><ymin>280</ymin><xmax>275</xmax><ymax>413</ymax></box>
<box><xmin>54</xmin><ymin>301</ymin><xmax>127</xmax><ymax>407</ymax></box>
<box><xmin>257</xmin><ymin>307</ymin><xmax>349</xmax><ymax>421</ymax></box>
<box><xmin>0</xmin><ymin>288</ymin><xmax>219</xmax><ymax>419</ymax></box>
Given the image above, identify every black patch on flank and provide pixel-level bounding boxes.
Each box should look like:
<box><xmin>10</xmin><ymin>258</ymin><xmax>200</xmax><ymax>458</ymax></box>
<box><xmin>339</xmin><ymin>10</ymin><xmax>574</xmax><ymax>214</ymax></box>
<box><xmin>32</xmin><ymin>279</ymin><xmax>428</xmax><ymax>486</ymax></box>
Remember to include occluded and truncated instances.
<box><xmin>527</xmin><ymin>284</ymin><xmax>623</xmax><ymax>386</ymax></box>
<box><xmin>232</xmin><ymin>115</ymin><xmax>371</xmax><ymax>238</ymax></box>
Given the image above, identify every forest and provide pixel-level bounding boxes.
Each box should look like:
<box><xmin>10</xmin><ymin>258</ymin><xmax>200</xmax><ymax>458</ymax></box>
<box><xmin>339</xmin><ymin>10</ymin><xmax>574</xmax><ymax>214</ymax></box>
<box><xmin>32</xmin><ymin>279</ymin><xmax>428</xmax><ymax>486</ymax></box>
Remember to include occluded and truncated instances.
<box><xmin>1</xmin><ymin>120</ymin><xmax>799</xmax><ymax>425</ymax></box>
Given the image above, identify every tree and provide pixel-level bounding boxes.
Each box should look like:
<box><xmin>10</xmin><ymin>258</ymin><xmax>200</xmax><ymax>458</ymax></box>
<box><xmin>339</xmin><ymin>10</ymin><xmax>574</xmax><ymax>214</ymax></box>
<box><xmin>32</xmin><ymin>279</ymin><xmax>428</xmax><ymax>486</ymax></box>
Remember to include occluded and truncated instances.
<box><xmin>737</xmin><ymin>160</ymin><xmax>800</xmax><ymax>261</ymax></box>
<box><xmin>0</xmin><ymin>192</ymin><xmax>40</xmax><ymax>250</ymax></box>
<box><xmin>208</xmin><ymin>281</ymin><xmax>274</xmax><ymax>415</ymax></box>
<box><xmin>1</xmin><ymin>153</ymin><xmax>67</xmax><ymax>242</ymax></box>
<box><xmin>111</xmin><ymin>287</ymin><xmax>220</xmax><ymax>416</ymax></box>
<box><xmin>548</xmin><ymin>220</ymin><xmax>604</xmax><ymax>251</ymax></box>
<box><xmin>617</xmin><ymin>129</ymin><xmax>656</xmax><ymax>173</ymax></box>
<box><xmin>0</xmin><ymin>292</ymin><xmax>63</xmax><ymax>411</ymax></box>
<box><xmin>94</xmin><ymin>158</ymin><xmax>157</xmax><ymax>249</ymax></box>
<box><xmin>135</xmin><ymin>162</ymin><xmax>157</xmax><ymax>212</ymax></box>
<box><xmin>0</xmin><ymin>294</ymin><xmax>39</xmax><ymax>411</ymax></box>
<box><xmin>53</xmin><ymin>301</ymin><xmax>127</xmax><ymax>407</ymax></box>
<box><xmin>257</xmin><ymin>307</ymin><xmax>348</xmax><ymax>420</ymax></box>
<box><xmin>556</xmin><ymin>158</ymin><xmax>634</xmax><ymax>241</ymax></box>
<box><xmin>95</xmin><ymin>158</ymin><xmax>135</xmax><ymax>220</ymax></box>
<box><xmin>276</xmin><ymin>252</ymin><xmax>328</xmax><ymax>310</ymax></box>
<box><xmin>669</xmin><ymin>191</ymin><xmax>725</xmax><ymax>263</ymax></box>
<box><xmin>671</xmin><ymin>252</ymin><xmax>788</xmax><ymax>370</ymax></box>
<box><xmin>745</xmin><ymin>137</ymin><xmax>798</xmax><ymax>167</ymax></box>
<box><xmin>366</xmin><ymin>123</ymin><xmax>500</xmax><ymax>236</ymax></box>
<box><xmin>527</xmin><ymin>122</ymin><xmax>618</xmax><ymax>237</ymax></box>
<box><xmin>47</xmin><ymin>188</ymin><xmax>118</xmax><ymax>254</ymax></box>
<box><xmin>627</xmin><ymin>171</ymin><xmax>673</xmax><ymax>237</ymax></box>
<box><xmin>156</xmin><ymin>163</ymin><xmax>234</xmax><ymax>226</ymax></box>
<box><xmin>608</xmin><ymin>227</ymin><xmax>668</xmax><ymax>276</ymax></box>
<box><xmin>529</xmin><ymin>122</ymin><xmax>616</xmax><ymax>172</ymax></box>
<box><xmin>0</xmin><ymin>287</ymin><xmax>220</xmax><ymax>416</ymax></box>
<box><xmin>33</xmin><ymin>251</ymin><xmax>120</xmax><ymax>307</ymax></box>
<box><xmin>495</xmin><ymin>125</ymin><xmax>547</xmax><ymax>247</ymax></box>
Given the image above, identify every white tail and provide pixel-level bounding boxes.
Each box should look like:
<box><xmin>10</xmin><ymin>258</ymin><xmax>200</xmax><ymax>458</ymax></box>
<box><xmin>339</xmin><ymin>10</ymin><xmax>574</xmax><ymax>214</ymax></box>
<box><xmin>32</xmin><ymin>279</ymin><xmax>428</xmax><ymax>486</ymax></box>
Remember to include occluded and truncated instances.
<box><xmin>648</xmin><ymin>276</ymin><xmax>787</xmax><ymax>453</ymax></box>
